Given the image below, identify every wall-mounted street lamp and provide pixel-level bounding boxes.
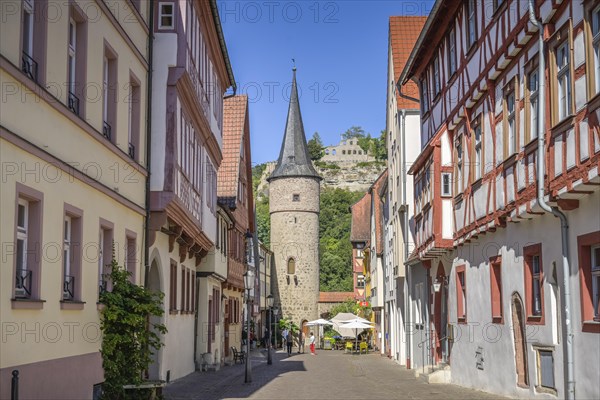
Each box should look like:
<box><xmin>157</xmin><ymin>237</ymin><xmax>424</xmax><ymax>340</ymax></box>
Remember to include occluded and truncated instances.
<box><xmin>243</xmin><ymin>269</ymin><xmax>255</xmax><ymax>383</ymax></box>
<box><xmin>266</xmin><ymin>294</ymin><xmax>274</xmax><ymax>365</ymax></box>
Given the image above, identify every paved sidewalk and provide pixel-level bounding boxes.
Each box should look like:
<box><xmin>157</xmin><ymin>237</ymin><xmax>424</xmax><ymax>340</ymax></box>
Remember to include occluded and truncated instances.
<box><xmin>164</xmin><ymin>349</ymin><xmax>509</xmax><ymax>400</ymax></box>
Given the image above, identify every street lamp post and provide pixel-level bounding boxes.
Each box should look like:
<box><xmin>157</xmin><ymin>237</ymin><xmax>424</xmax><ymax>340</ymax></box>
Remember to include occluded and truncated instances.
<box><xmin>243</xmin><ymin>269</ymin><xmax>255</xmax><ymax>383</ymax></box>
<box><xmin>273</xmin><ymin>305</ymin><xmax>280</xmax><ymax>351</ymax></box>
<box><xmin>266</xmin><ymin>294</ymin><xmax>274</xmax><ymax>365</ymax></box>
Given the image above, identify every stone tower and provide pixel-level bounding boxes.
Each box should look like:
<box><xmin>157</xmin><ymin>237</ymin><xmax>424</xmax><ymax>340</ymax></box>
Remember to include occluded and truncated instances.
<box><xmin>268</xmin><ymin>68</ymin><xmax>321</xmax><ymax>327</ymax></box>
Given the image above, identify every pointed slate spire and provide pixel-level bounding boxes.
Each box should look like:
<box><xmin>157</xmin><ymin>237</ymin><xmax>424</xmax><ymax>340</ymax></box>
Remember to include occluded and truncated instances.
<box><xmin>268</xmin><ymin>68</ymin><xmax>321</xmax><ymax>182</ymax></box>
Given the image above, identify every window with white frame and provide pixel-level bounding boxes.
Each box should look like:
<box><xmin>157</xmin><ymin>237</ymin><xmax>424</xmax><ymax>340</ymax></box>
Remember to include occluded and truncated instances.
<box><xmin>67</xmin><ymin>18</ymin><xmax>76</xmax><ymax>96</ymax></box>
<box><xmin>159</xmin><ymin>2</ymin><xmax>174</xmax><ymax>29</ymax></box>
<box><xmin>22</xmin><ymin>0</ymin><xmax>34</xmax><ymax>57</ymax></box>
<box><xmin>556</xmin><ymin>41</ymin><xmax>571</xmax><ymax>120</ymax></box>
<box><xmin>474</xmin><ymin>121</ymin><xmax>482</xmax><ymax>180</ymax></box>
<box><xmin>593</xmin><ymin>5</ymin><xmax>600</xmax><ymax>95</ymax></box>
<box><xmin>448</xmin><ymin>27</ymin><xmax>457</xmax><ymax>77</ymax></box>
<box><xmin>592</xmin><ymin>245</ymin><xmax>600</xmax><ymax>320</ymax></box>
<box><xmin>63</xmin><ymin>216</ymin><xmax>74</xmax><ymax>300</ymax></box>
<box><xmin>441</xmin><ymin>172</ymin><xmax>452</xmax><ymax>197</ymax></box>
<box><xmin>466</xmin><ymin>0</ymin><xmax>476</xmax><ymax>49</ymax></box>
<box><xmin>420</xmin><ymin>77</ymin><xmax>429</xmax><ymax>114</ymax></box>
<box><xmin>507</xmin><ymin>91</ymin><xmax>516</xmax><ymax>155</ymax></box>
<box><xmin>15</xmin><ymin>199</ymin><xmax>29</xmax><ymax>298</ymax></box>
<box><xmin>455</xmin><ymin>135</ymin><xmax>463</xmax><ymax>193</ymax></box>
<box><xmin>529</xmin><ymin>69</ymin><xmax>539</xmax><ymax>140</ymax></box>
<box><xmin>357</xmin><ymin>274</ymin><xmax>365</xmax><ymax>288</ymax></box>
<box><xmin>433</xmin><ymin>55</ymin><xmax>440</xmax><ymax>96</ymax></box>
<box><xmin>532</xmin><ymin>254</ymin><xmax>542</xmax><ymax>316</ymax></box>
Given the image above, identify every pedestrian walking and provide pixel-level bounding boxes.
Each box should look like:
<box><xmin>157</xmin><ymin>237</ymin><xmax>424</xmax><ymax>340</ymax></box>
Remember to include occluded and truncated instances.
<box><xmin>281</xmin><ymin>327</ymin><xmax>289</xmax><ymax>351</ymax></box>
<box><xmin>286</xmin><ymin>331</ymin><xmax>293</xmax><ymax>356</ymax></box>
<box><xmin>309</xmin><ymin>332</ymin><xmax>316</xmax><ymax>355</ymax></box>
<box><xmin>297</xmin><ymin>331</ymin><xmax>304</xmax><ymax>354</ymax></box>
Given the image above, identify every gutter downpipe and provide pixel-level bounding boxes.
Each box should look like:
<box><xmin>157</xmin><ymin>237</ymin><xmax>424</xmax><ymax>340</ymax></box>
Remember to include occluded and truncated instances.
<box><xmin>528</xmin><ymin>2</ymin><xmax>575</xmax><ymax>399</ymax></box>
<box><xmin>401</xmin><ymin>109</ymin><xmax>411</xmax><ymax>368</ymax></box>
<box><xmin>144</xmin><ymin>0</ymin><xmax>155</xmax><ymax>288</ymax></box>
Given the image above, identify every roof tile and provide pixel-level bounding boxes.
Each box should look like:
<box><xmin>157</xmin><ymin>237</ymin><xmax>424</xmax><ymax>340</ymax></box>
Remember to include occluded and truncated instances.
<box><xmin>218</xmin><ymin>95</ymin><xmax>248</xmax><ymax>199</ymax></box>
<box><xmin>389</xmin><ymin>16</ymin><xmax>427</xmax><ymax>109</ymax></box>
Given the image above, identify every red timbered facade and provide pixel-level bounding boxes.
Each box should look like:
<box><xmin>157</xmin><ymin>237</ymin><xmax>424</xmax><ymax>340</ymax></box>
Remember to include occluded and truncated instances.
<box><xmin>402</xmin><ymin>1</ymin><xmax>600</xmax><ymax>398</ymax></box>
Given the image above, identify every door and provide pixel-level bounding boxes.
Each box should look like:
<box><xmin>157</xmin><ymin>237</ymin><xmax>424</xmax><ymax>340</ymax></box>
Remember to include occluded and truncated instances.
<box><xmin>511</xmin><ymin>293</ymin><xmax>529</xmax><ymax>387</ymax></box>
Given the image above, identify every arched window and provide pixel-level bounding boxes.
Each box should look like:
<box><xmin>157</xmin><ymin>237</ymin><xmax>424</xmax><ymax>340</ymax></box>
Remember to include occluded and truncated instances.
<box><xmin>287</xmin><ymin>258</ymin><xmax>295</xmax><ymax>275</ymax></box>
<box><xmin>353</xmin><ymin>150</ymin><xmax>357</xmax><ymax>154</ymax></box>
<box><xmin>332</xmin><ymin>149</ymin><xmax>336</xmax><ymax>155</ymax></box>
<box><xmin>342</xmin><ymin>150</ymin><xmax>346</xmax><ymax>155</ymax></box>
<box><xmin>325</xmin><ymin>149</ymin><xmax>329</xmax><ymax>154</ymax></box>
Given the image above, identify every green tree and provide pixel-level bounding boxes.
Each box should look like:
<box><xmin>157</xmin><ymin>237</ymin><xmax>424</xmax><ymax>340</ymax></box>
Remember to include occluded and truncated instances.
<box><xmin>252</xmin><ymin>163</ymin><xmax>267</xmax><ymax>196</ymax></box>
<box><xmin>319</xmin><ymin>188</ymin><xmax>363</xmax><ymax>292</ymax></box>
<box><xmin>307</xmin><ymin>132</ymin><xmax>325</xmax><ymax>160</ymax></box>
<box><xmin>256</xmin><ymin>196</ymin><xmax>270</xmax><ymax>247</ymax></box>
<box><xmin>342</xmin><ymin>126</ymin><xmax>366</xmax><ymax>140</ymax></box>
<box><xmin>373</xmin><ymin>129</ymin><xmax>388</xmax><ymax>161</ymax></box>
<box><xmin>100</xmin><ymin>256</ymin><xmax>167</xmax><ymax>399</ymax></box>
<box><xmin>357</xmin><ymin>134</ymin><xmax>372</xmax><ymax>154</ymax></box>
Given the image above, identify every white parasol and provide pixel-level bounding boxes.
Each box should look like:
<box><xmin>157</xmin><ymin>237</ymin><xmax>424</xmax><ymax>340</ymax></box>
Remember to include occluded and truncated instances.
<box><xmin>305</xmin><ymin>318</ymin><xmax>334</xmax><ymax>326</ymax></box>
<box><xmin>340</xmin><ymin>320</ymin><xmax>373</xmax><ymax>353</ymax></box>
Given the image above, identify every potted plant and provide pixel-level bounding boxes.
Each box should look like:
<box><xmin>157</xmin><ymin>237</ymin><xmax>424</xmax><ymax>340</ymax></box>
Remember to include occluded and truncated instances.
<box><xmin>99</xmin><ymin>257</ymin><xmax>167</xmax><ymax>399</ymax></box>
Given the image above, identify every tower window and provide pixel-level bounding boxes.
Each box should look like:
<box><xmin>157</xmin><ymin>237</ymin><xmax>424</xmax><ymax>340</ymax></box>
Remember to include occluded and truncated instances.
<box><xmin>292</xmin><ymin>194</ymin><xmax>300</xmax><ymax>202</ymax></box>
<box><xmin>287</xmin><ymin>258</ymin><xmax>296</xmax><ymax>275</ymax></box>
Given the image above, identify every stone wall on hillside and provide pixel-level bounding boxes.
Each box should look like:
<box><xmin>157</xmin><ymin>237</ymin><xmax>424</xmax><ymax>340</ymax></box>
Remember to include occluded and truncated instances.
<box><xmin>256</xmin><ymin>161</ymin><xmax>385</xmax><ymax>198</ymax></box>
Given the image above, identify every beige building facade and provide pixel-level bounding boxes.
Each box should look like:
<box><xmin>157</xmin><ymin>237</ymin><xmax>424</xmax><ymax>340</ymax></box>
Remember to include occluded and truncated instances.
<box><xmin>0</xmin><ymin>0</ymin><xmax>150</xmax><ymax>398</ymax></box>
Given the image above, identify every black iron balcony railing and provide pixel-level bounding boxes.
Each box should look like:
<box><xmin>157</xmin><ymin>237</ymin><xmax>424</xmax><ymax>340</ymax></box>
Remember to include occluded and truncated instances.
<box><xmin>63</xmin><ymin>275</ymin><xmax>75</xmax><ymax>300</ymax></box>
<box><xmin>21</xmin><ymin>52</ymin><xmax>38</xmax><ymax>83</ymax></box>
<box><xmin>128</xmin><ymin>142</ymin><xmax>135</xmax><ymax>159</ymax></box>
<box><xmin>14</xmin><ymin>268</ymin><xmax>32</xmax><ymax>298</ymax></box>
<box><xmin>102</xmin><ymin>121</ymin><xmax>112</xmax><ymax>141</ymax></box>
<box><xmin>68</xmin><ymin>91</ymin><xmax>80</xmax><ymax>116</ymax></box>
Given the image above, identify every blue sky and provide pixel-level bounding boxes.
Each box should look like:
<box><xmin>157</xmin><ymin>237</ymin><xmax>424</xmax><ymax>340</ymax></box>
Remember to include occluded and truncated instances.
<box><xmin>218</xmin><ymin>1</ymin><xmax>434</xmax><ymax>165</ymax></box>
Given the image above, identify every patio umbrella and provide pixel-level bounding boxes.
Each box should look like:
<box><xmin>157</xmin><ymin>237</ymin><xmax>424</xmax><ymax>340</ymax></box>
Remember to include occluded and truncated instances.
<box><xmin>340</xmin><ymin>320</ymin><xmax>373</xmax><ymax>353</ymax></box>
<box><xmin>305</xmin><ymin>318</ymin><xmax>334</xmax><ymax>326</ymax></box>
<box><xmin>330</xmin><ymin>313</ymin><xmax>369</xmax><ymax>338</ymax></box>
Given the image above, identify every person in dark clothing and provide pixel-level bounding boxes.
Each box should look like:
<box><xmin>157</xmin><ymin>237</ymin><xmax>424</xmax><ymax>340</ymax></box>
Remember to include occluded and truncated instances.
<box><xmin>286</xmin><ymin>331</ymin><xmax>293</xmax><ymax>355</ymax></box>
<box><xmin>297</xmin><ymin>331</ymin><xmax>304</xmax><ymax>353</ymax></box>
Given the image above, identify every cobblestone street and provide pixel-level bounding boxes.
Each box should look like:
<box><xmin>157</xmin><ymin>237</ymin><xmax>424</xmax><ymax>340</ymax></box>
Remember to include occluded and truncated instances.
<box><xmin>164</xmin><ymin>349</ymin><xmax>508</xmax><ymax>400</ymax></box>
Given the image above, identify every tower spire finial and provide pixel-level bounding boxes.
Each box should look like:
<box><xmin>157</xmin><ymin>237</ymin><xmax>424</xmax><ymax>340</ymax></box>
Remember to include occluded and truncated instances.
<box><xmin>292</xmin><ymin>58</ymin><xmax>296</xmax><ymax>71</ymax></box>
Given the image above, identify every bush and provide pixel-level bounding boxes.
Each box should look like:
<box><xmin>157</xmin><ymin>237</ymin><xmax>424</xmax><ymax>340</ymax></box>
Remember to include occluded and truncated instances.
<box><xmin>100</xmin><ymin>257</ymin><xmax>167</xmax><ymax>399</ymax></box>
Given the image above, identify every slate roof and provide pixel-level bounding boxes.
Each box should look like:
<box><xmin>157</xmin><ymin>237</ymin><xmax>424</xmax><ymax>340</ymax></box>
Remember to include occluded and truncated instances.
<box><xmin>389</xmin><ymin>16</ymin><xmax>426</xmax><ymax>109</ymax></box>
<box><xmin>319</xmin><ymin>292</ymin><xmax>355</xmax><ymax>303</ymax></box>
<box><xmin>268</xmin><ymin>69</ymin><xmax>321</xmax><ymax>181</ymax></box>
<box><xmin>350</xmin><ymin>193</ymin><xmax>371</xmax><ymax>243</ymax></box>
<box><xmin>218</xmin><ymin>95</ymin><xmax>247</xmax><ymax>203</ymax></box>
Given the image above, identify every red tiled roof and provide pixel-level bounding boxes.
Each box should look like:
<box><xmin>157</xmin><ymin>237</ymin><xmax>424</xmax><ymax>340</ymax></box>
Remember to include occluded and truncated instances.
<box><xmin>370</xmin><ymin>170</ymin><xmax>388</xmax><ymax>255</ymax></box>
<box><xmin>218</xmin><ymin>95</ymin><xmax>248</xmax><ymax>199</ymax></box>
<box><xmin>319</xmin><ymin>292</ymin><xmax>355</xmax><ymax>303</ymax></box>
<box><xmin>350</xmin><ymin>193</ymin><xmax>371</xmax><ymax>243</ymax></box>
<box><xmin>389</xmin><ymin>16</ymin><xmax>426</xmax><ymax>109</ymax></box>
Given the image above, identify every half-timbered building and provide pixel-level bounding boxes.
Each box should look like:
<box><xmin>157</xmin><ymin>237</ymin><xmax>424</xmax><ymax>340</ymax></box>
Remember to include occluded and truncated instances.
<box><xmin>401</xmin><ymin>1</ymin><xmax>600</xmax><ymax>398</ymax></box>
<box><xmin>147</xmin><ymin>0</ymin><xmax>235</xmax><ymax>381</ymax></box>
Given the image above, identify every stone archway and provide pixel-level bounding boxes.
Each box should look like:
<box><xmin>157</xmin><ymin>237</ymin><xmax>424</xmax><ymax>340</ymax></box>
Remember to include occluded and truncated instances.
<box><xmin>147</xmin><ymin>258</ymin><xmax>163</xmax><ymax>380</ymax></box>
<box><xmin>511</xmin><ymin>292</ymin><xmax>529</xmax><ymax>387</ymax></box>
